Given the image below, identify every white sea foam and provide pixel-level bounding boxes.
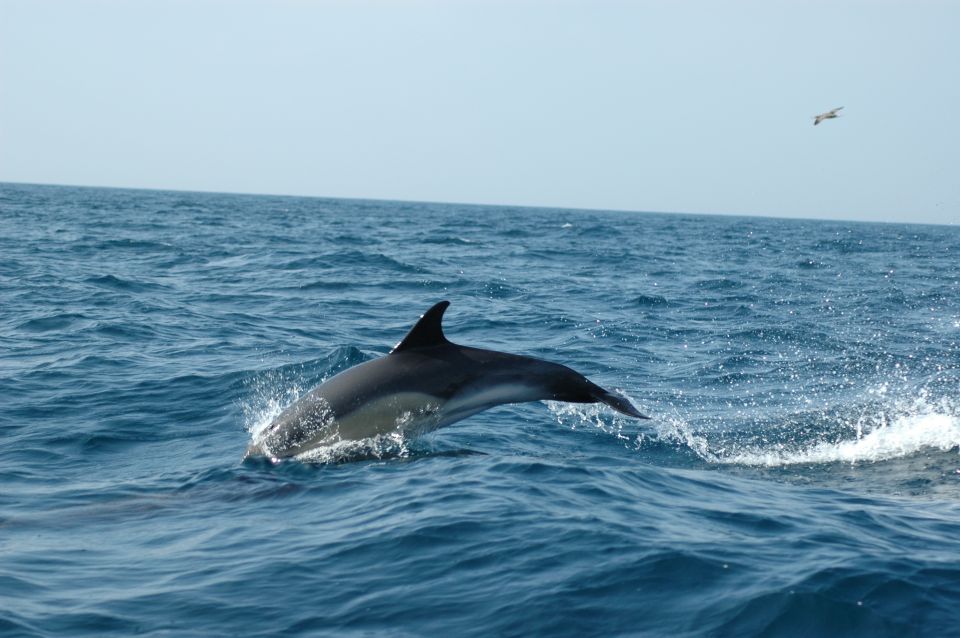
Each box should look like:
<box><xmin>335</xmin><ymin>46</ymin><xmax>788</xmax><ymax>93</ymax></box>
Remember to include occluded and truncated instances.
<box><xmin>245</xmin><ymin>397</ymin><xmax>286</xmax><ymax>437</ymax></box>
<box><xmin>650</xmin><ymin>411</ymin><xmax>716</xmax><ymax>461</ymax></box>
<box><xmin>545</xmin><ymin>400</ymin><xmax>632</xmax><ymax>441</ymax></box>
<box><xmin>293</xmin><ymin>431</ymin><xmax>411</xmax><ymax>464</ymax></box>
<box><xmin>725</xmin><ymin>409</ymin><xmax>960</xmax><ymax>467</ymax></box>
<box><xmin>240</xmin><ymin>370</ymin><xmax>308</xmax><ymax>449</ymax></box>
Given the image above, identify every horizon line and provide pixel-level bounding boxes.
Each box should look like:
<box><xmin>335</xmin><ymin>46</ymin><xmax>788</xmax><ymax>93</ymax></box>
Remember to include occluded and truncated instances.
<box><xmin>1</xmin><ymin>179</ymin><xmax>951</xmax><ymax>229</ymax></box>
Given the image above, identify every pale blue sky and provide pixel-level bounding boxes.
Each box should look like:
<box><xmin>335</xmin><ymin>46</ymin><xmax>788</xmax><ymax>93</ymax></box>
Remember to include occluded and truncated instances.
<box><xmin>1</xmin><ymin>0</ymin><xmax>957</xmax><ymax>224</ymax></box>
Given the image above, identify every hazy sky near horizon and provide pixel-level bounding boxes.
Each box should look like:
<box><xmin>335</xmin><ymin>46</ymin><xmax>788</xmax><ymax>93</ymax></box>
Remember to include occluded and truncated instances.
<box><xmin>1</xmin><ymin>0</ymin><xmax>958</xmax><ymax>224</ymax></box>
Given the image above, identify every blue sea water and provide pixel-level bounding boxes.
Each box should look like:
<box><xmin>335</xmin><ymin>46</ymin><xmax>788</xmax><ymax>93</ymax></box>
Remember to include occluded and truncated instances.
<box><xmin>2</xmin><ymin>182</ymin><xmax>960</xmax><ymax>636</ymax></box>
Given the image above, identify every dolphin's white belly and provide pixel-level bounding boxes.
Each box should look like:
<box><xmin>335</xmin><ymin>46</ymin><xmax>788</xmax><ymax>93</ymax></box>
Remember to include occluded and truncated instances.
<box><xmin>332</xmin><ymin>392</ymin><xmax>445</xmax><ymax>441</ymax></box>
<box><xmin>422</xmin><ymin>382</ymin><xmax>557</xmax><ymax>434</ymax></box>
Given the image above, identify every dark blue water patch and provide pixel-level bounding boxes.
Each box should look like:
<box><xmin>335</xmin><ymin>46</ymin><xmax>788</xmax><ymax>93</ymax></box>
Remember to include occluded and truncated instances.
<box><xmin>274</xmin><ymin>255</ymin><xmax>342</xmax><ymax>271</ymax></box>
<box><xmin>97</xmin><ymin>238</ymin><xmax>176</xmax><ymax>251</ymax></box>
<box><xmin>85</xmin><ymin>274</ymin><xmax>170</xmax><ymax>294</ymax></box>
<box><xmin>88</xmin><ymin>317</ymin><xmax>158</xmax><ymax>339</ymax></box>
<box><xmin>695</xmin><ymin>277</ymin><xmax>746</xmax><ymax>291</ymax></box>
<box><xmin>296</xmin><ymin>278</ymin><xmax>359</xmax><ymax>292</ymax></box>
<box><xmin>798</xmin><ymin>257</ymin><xmax>826</xmax><ymax>269</ymax></box>
<box><xmin>421</xmin><ymin>235</ymin><xmax>479</xmax><ymax>246</ymax></box>
<box><xmin>634</xmin><ymin>293</ymin><xmax>671</xmax><ymax>307</ymax></box>
<box><xmin>16</xmin><ymin>313</ymin><xmax>92</xmax><ymax>333</ymax></box>
<box><xmin>334</xmin><ymin>250</ymin><xmax>428</xmax><ymax>274</ymax></box>
<box><xmin>255</xmin><ymin>345</ymin><xmax>371</xmax><ymax>383</ymax></box>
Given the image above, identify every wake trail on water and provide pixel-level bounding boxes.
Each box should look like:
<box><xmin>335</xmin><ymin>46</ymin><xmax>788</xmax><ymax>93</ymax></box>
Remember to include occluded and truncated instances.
<box><xmin>719</xmin><ymin>406</ymin><xmax>960</xmax><ymax>467</ymax></box>
<box><xmin>549</xmin><ymin>389</ymin><xmax>960</xmax><ymax>468</ymax></box>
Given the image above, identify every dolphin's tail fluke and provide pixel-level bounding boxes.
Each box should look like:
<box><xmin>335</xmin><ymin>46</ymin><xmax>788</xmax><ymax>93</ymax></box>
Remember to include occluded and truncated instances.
<box><xmin>591</xmin><ymin>385</ymin><xmax>650</xmax><ymax>419</ymax></box>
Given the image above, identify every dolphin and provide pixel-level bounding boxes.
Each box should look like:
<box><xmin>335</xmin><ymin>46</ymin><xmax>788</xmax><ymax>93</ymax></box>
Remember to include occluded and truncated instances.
<box><xmin>246</xmin><ymin>301</ymin><xmax>648</xmax><ymax>460</ymax></box>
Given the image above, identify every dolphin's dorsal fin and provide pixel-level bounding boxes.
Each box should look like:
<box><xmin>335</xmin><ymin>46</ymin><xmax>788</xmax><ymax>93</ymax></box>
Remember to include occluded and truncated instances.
<box><xmin>390</xmin><ymin>301</ymin><xmax>451</xmax><ymax>354</ymax></box>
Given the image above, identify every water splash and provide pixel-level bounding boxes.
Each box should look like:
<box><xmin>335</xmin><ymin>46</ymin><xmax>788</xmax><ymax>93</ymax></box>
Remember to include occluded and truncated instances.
<box><xmin>293</xmin><ymin>431</ymin><xmax>412</xmax><ymax>464</ymax></box>
<box><xmin>545</xmin><ymin>400</ymin><xmax>632</xmax><ymax>441</ymax></box>
<box><xmin>649</xmin><ymin>392</ymin><xmax>960</xmax><ymax>468</ymax></box>
<box><xmin>725</xmin><ymin>401</ymin><xmax>960</xmax><ymax>467</ymax></box>
<box><xmin>647</xmin><ymin>410</ymin><xmax>717</xmax><ymax>461</ymax></box>
<box><xmin>240</xmin><ymin>370</ymin><xmax>305</xmax><ymax>439</ymax></box>
<box><xmin>548</xmin><ymin>386</ymin><xmax>960</xmax><ymax>468</ymax></box>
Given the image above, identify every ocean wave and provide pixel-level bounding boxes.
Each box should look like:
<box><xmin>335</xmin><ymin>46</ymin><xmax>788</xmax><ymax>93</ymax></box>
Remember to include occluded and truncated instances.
<box><xmin>17</xmin><ymin>313</ymin><xmax>92</xmax><ymax>333</ymax></box>
<box><xmin>85</xmin><ymin>274</ymin><xmax>168</xmax><ymax>293</ymax></box>
<box><xmin>725</xmin><ymin>408</ymin><xmax>960</xmax><ymax>467</ymax></box>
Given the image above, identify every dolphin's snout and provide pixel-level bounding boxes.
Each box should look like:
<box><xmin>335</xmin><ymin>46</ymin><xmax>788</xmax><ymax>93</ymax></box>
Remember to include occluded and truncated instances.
<box><xmin>244</xmin><ymin>441</ymin><xmax>265</xmax><ymax>459</ymax></box>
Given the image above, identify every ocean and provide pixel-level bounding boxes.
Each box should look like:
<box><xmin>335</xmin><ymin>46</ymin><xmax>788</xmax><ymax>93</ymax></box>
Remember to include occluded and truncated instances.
<box><xmin>2</xmin><ymin>182</ymin><xmax>959</xmax><ymax>636</ymax></box>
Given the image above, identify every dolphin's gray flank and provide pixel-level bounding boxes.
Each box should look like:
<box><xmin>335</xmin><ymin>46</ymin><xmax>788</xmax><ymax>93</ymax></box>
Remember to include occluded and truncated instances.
<box><xmin>247</xmin><ymin>301</ymin><xmax>649</xmax><ymax>459</ymax></box>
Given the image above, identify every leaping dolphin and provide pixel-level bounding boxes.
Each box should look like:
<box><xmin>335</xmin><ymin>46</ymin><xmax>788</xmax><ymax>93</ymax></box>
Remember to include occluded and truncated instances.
<box><xmin>246</xmin><ymin>301</ymin><xmax>648</xmax><ymax>460</ymax></box>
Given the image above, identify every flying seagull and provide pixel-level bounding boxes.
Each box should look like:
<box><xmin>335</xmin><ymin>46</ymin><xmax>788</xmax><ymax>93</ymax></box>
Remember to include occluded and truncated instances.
<box><xmin>813</xmin><ymin>106</ymin><xmax>843</xmax><ymax>126</ymax></box>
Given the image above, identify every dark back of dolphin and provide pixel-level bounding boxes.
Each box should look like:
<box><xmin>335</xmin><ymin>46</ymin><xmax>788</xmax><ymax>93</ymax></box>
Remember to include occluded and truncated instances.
<box><xmin>248</xmin><ymin>301</ymin><xmax>648</xmax><ymax>459</ymax></box>
<box><xmin>385</xmin><ymin>300</ymin><xmax>645</xmax><ymax>420</ymax></box>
